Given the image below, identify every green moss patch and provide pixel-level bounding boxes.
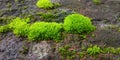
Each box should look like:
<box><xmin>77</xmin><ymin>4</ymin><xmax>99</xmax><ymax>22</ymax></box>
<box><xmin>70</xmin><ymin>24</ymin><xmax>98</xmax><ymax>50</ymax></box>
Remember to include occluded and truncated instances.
<box><xmin>28</xmin><ymin>22</ymin><xmax>63</xmax><ymax>41</ymax></box>
<box><xmin>64</xmin><ymin>14</ymin><xmax>95</xmax><ymax>34</ymax></box>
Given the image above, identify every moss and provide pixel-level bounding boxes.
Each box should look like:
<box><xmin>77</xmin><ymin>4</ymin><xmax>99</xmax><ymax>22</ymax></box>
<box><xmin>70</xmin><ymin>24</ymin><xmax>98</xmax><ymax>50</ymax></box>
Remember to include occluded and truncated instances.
<box><xmin>102</xmin><ymin>47</ymin><xmax>120</xmax><ymax>54</ymax></box>
<box><xmin>53</xmin><ymin>2</ymin><xmax>61</xmax><ymax>8</ymax></box>
<box><xmin>22</xmin><ymin>46</ymin><xmax>29</xmax><ymax>54</ymax></box>
<box><xmin>87</xmin><ymin>45</ymin><xmax>102</xmax><ymax>56</ymax></box>
<box><xmin>36</xmin><ymin>0</ymin><xmax>54</xmax><ymax>9</ymax></box>
<box><xmin>15</xmin><ymin>0</ymin><xmax>18</xmax><ymax>2</ymax></box>
<box><xmin>92</xmin><ymin>0</ymin><xmax>101</xmax><ymax>5</ymax></box>
<box><xmin>15</xmin><ymin>0</ymin><xmax>25</xmax><ymax>3</ymax></box>
<box><xmin>6</xmin><ymin>3</ymin><xmax>12</xmax><ymax>8</ymax></box>
<box><xmin>64</xmin><ymin>14</ymin><xmax>96</xmax><ymax>34</ymax></box>
<box><xmin>0</xmin><ymin>25</ymin><xmax>9</xmax><ymax>33</ymax></box>
<box><xmin>118</xmin><ymin>17</ymin><xmax>120</xmax><ymax>21</ymax></box>
<box><xmin>38</xmin><ymin>12</ymin><xmax>58</xmax><ymax>22</ymax></box>
<box><xmin>9</xmin><ymin>17</ymin><xmax>30</xmax><ymax>36</ymax></box>
<box><xmin>59</xmin><ymin>45</ymin><xmax>77</xmax><ymax>60</ymax></box>
<box><xmin>28</xmin><ymin>22</ymin><xmax>63</xmax><ymax>41</ymax></box>
<box><xmin>58</xmin><ymin>44</ymin><xmax>120</xmax><ymax>59</ymax></box>
<box><xmin>36</xmin><ymin>0</ymin><xmax>61</xmax><ymax>9</ymax></box>
<box><xmin>36</xmin><ymin>9</ymin><xmax>75</xmax><ymax>23</ymax></box>
<box><xmin>22</xmin><ymin>6</ymin><xmax>28</xmax><ymax>10</ymax></box>
<box><xmin>78</xmin><ymin>52</ymin><xmax>85</xmax><ymax>58</ymax></box>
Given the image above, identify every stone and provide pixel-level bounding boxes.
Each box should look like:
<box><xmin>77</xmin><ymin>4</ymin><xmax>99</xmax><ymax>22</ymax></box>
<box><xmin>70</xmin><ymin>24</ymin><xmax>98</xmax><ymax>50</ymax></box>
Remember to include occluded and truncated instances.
<box><xmin>31</xmin><ymin>41</ymin><xmax>52</xmax><ymax>60</ymax></box>
<box><xmin>51</xmin><ymin>0</ymin><xmax>61</xmax><ymax>4</ymax></box>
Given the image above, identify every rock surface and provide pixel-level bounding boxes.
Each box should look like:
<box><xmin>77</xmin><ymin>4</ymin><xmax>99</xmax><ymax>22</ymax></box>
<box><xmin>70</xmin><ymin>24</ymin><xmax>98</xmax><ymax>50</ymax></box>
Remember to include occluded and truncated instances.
<box><xmin>0</xmin><ymin>0</ymin><xmax>120</xmax><ymax>60</ymax></box>
<box><xmin>31</xmin><ymin>41</ymin><xmax>52</xmax><ymax>60</ymax></box>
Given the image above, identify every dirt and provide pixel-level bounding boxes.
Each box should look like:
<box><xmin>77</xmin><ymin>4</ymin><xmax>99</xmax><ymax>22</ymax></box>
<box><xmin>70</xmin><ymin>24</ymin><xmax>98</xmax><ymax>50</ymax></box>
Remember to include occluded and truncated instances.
<box><xmin>0</xmin><ymin>0</ymin><xmax>120</xmax><ymax>60</ymax></box>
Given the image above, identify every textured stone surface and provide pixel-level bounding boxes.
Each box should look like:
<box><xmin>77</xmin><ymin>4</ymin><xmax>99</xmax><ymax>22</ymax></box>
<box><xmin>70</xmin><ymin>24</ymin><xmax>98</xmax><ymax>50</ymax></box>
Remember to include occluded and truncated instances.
<box><xmin>0</xmin><ymin>33</ymin><xmax>28</xmax><ymax>60</ymax></box>
<box><xmin>31</xmin><ymin>41</ymin><xmax>52</xmax><ymax>60</ymax></box>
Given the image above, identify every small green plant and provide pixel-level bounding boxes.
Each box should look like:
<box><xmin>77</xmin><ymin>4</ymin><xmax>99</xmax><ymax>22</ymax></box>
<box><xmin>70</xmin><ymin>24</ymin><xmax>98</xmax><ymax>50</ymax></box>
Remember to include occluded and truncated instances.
<box><xmin>79</xmin><ymin>52</ymin><xmax>85</xmax><ymax>58</ymax></box>
<box><xmin>92</xmin><ymin>0</ymin><xmax>101</xmax><ymax>5</ymax></box>
<box><xmin>36</xmin><ymin>0</ymin><xmax>54</xmax><ymax>9</ymax></box>
<box><xmin>9</xmin><ymin>17</ymin><xmax>29</xmax><ymax>36</ymax></box>
<box><xmin>64</xmin><ymin>14</ymin><xmax>95</xmax><ymax>34</ymax></box>
<box><xmin>15</xmin><ymin>0</ymin><xmax>18</xmax><ymax>2</ymax></box>
<box><xmin>28</xmin><ymin>22</ymin><xmax>63</xmax><ymax>41</ymax></box>
<box><xmin>118</xmin><ymin>17</ymin><xmax>120</xmax><ymax>21</ymax></box>
<box><xmin>6</xmin><ymin>3</ymin><xmax>12</xmax><ymax>8</ymax></box>
<box><xmin>102</xmin><ymin>47</ymin><xmax>120</xmax><ymax>54</ymax></box>
<box><xmin>116</xmin><ymin>48</ymin><xmax>120</xmax><ymax>54</ymax></box>
<box><xmin>80</xmin><ymin>34</ymin><xmax>87</xmax><ymax>39</ymax></box>
<box><xmin>54</xmin><ymin>2</ymin><xmax>61</xmax><ymax>7</ymax></box>
<box><xmin>59</xmin><ymin>45</ymin><xmax>76</xmax><ymax>60</ymax></box>
<box><xmin>87</xmin><ymin>45</ymin><xmax>102</xmax><ymax>56</ymax></box>
<box><xmin>22</xmin><ymin>46</ymin><xmax>29</xmax><ymax>54</ymax></box>
<box><xmin>39</xmin><ymin>12</ymin><xmax>58</xmax><ymax>22</ymax></box>
<box><xmin>0</xmin><ymin>25</ymin><xmax>9</xmax><ymax>33</ymax></box>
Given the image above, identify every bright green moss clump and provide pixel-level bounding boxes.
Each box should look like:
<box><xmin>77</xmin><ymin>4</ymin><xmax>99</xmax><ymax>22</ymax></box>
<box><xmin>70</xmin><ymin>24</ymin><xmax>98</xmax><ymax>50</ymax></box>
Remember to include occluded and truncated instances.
<box><xmin>36</xmin><ymin>0</ymin><xmax>54</xmax><ymax>9</ymax></box>
<box><xmin>9</xmin><ymin>17</ymin><xmax>29</xmax><ymax>36</ymax></box>
<box><xmin>64</xmin><ymin>14</ymin><xmax>95</xmax><ymax>34</ymax></box>
<box><xmin>36</xmin><ymin>0</ymin><xmax>61</xmax><ymax>9</ymax></box>
<box><xmin>28</xmin><ymin>22</ymin><xmax>63</xmax><ymax>41</ymax></box>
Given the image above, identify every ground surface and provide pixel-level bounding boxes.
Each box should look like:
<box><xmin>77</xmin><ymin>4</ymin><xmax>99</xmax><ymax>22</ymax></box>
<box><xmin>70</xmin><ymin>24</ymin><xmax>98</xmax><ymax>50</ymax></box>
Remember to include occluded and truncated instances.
<box><xmin>0</xmin><ymin>0</ymin><xmax>120</xmax><ymax>60</ymax></box>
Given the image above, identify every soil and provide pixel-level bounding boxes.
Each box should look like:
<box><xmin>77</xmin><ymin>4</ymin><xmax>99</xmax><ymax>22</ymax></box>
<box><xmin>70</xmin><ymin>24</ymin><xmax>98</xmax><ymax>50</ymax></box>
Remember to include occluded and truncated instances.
<box><xmin>0</xmin><ymin>0</ymin><xmax>120</xmax><ymax>60</ymax></box>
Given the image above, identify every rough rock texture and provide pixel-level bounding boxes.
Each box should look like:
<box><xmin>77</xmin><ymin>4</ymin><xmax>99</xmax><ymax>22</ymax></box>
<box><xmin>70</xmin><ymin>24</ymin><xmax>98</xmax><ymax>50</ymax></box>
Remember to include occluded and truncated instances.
<box><xmin>0</xmin><ymin>32</ymin><xmax>29</xmax><ymax>60</ymax></box>
<box><xmin>88</xmin><ymin>23</ymin><xmax>120</xmax><ymax>48</ymax></box>
<box><xmin>31</xmin><ymin>41</ymin><xmax>52</xmax><ymax>60</ymax></box>
<box><xmin>51</xmin><ymin>0</ymin><xmax>61</xmax><ymax>3</ymax></box>
<box><xmin>0</xmin><ymin>0</ymin><xmax>120</xmax><ymax>60</ymax></box>
<box><xmin>0</xmin><ymin>0</ymin><xmax>39</xmax><ymax>17</ymax></box>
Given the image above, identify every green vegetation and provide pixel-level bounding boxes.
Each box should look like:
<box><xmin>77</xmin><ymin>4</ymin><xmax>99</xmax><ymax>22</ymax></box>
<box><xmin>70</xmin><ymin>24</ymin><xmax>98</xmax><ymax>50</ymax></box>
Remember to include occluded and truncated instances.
<box><xmin>15</xmin><ymin>0</ymin><xmax>18</xmax><ymax>2</ymax></box>
<box><xmin>39</xmin><ymin>12</ymin><xmax>58</xmax><ymax>22</ymax></box>
<box><xmin>0</xmin><ymin>13</ymin><xmax>96</xmax><ymax>42</ymax></box>
<box><xmin>79</xmin><ymin>52</ymin><xmax>85</xmax><ymax>58</ymax></box>
<box><xmin>0</xmin><ymin>25</ymin><xmax>9</xmax><ymax>33</ymax></box>
<box><xmin>53</xmin><ymin>2</ymin><xmax>61</xmax><ymax>8</ymax></box>
<box><xmin>36</xmin><ymin>0</ymin><xmax>60</xmax><ymax>9</ymax></box>
<box><xmin>37</xmin><ymin>10</ymin><xmax>74</xmax><ymax>23</ymax></box>
<box><xmin>64</xmin><ymin>14</ymin><xmax>95</xmax><ymax>34</ymax></box>
<box><xmin>6</xmin><ymin>3</ymin><xmax>12</xmax><ymax>8</ymax></box>
<box><xmin>58</xmin><ymin>45</ymin><xmax>120</xmax><ymax>59</ymax></box>
<box><xmin>59</xmin><ymin>45</ymin><xmax>76</xmax><ymax>60</ymax></box>
<box><xmin>36</xmin><ymin>0</ymin><xmax>54</xmax><ymax>9</ymax></box>
<box><xmin>28</xmin><ymin>22</ymin><xmax>63</xmax><ymax>41</ymax></box>
<box><xmin>87</xmin><ymin>45</ymin><xmax>102</xmax><ymax>56</ymax></box>
<box><xmin>103</xmin><ymin>47</ymin><xmax>120</xmax><ymax>54</ymax></box>
<box><xmin>86</xmin><ymin>46</ymin><xmax>120</xmax><ymax>56</ymax></box>
<box><xmin>80</xmin><ymin>34</ymin><xmax>87</xmax><ymax>39</ymax></box>
<box><xmin>118</xmin><ymin>17</ymin><xmax>120</xmax><ymax>21</ymax></box>
<box><xmin>22</xmin><ymin>46</ymin><xmax>29</xmax><ymax>54</ymax></box>
<box><xmin>92</xmin><ymin>0</ymin><xmax>101</xmax><ymax>5</ymax></box>
<box><xmin>9</xmin><ymin>17</ymin><xmax>29</xmax><ymax>36</ymax></box>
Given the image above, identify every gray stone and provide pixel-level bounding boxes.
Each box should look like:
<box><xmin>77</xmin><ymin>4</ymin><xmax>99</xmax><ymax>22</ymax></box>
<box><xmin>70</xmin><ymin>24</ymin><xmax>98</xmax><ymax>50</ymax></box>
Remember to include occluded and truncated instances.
<box><xmin>31</xmin><ymin>41</ymin><xmax>52</xmax><ymax>60</ymax></box>
<box><xmin>51</xmin><ymin>0</ymin><xmax>61</xmax><ymax>4</ymax></box>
